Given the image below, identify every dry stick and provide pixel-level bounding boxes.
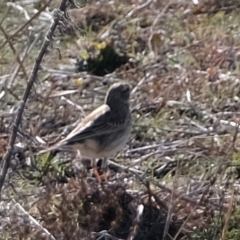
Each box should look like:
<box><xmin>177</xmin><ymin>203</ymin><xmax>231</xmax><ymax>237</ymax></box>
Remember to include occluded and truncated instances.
<box><xmin>14</xmin><ymin>201</ymin><xmax>56</xmax><ymax>240</ymax></box>
<box><xmin>0</xmin><ymin>25</ymin><xmax>29</xmax><ymax>80</ymax></box>
<box><xmin>0</xmin><ymin>0</ymin><xmax>69</xmax><ymax>197</ymax></box>
<box><xmin>7</xmin><ymin>32</ymin><xmax>44</xmax><ymax>91</ymax></box>
<box><xmin>0</xmin><ymin>5</ymin><xmax>10</xmax><ymax>26</ymax></box>
<box><xmin>32</xmin><ymin>84</ymin><xmax>55</xmax><ymax>136</ymax></box>
<box><xmin>163</xmin><ymin>160</ymin><xmax>180</xmax><ymax>240</ymax></box>
<box><xmin>220</xmin><ymin>189</ymin><xmax>234</xmax><ymax>240</ymax></box>
<box><xmin>126</xmin><ymin>0</ymin><xmax>153</xmax><ymax>18</ymax></box>
<box><xmin>173</xmin><ymin>182</ymin><xmax>212</xmax><ymax>240</ymax></box>
<box><xmin>152</xmin><ymin>180</ymin><xmax>226</xmax><ymax>211</ymax></box>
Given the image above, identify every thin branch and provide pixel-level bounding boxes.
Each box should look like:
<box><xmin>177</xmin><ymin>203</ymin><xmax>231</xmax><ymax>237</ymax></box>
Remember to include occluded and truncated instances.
<box><xmin>7</xmin><ymin>32</ymin><xmax>44</xmax><ymax>90</ymax></box>
<box><xmin>126</xmin><ymin>0</ymin><xmax>153</xmax><ymax>18</ymax></box>
<box><xmin>0</xmin><ymin>5</ymin><xmax>10</xmax><ymax>26</ymax></box>
<box><xmin>0</xmin><ymin>0</ymin><xmax>69</xmax><ymax>197</ymax></box>
<box><xmin>14</xmin><ymin>201</ymin><xmax>56</xmax><ymax>240</ymax></box>
<box><xmin>0</xmin><ymin>25</ymin><xmax>29</xmax><ymax>80</ymax></box>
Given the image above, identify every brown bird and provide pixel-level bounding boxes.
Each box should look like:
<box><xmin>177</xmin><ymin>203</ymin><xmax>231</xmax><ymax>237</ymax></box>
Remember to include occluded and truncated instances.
<box><xmin>39</xmin><ymin>82</ymin><xmax>132</xmax><ymax>182</ymax></box>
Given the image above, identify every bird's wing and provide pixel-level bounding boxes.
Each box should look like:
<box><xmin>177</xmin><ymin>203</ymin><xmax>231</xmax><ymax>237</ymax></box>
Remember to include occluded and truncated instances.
<box><xmin>38</xmin><ymin>104</ymin><xmax>122</xmax><ymax>154</ymax></box>
<box><xmin>62</xmin><ymin>104</ymin><xmax>124</xmax><ymax>145</ymax></box>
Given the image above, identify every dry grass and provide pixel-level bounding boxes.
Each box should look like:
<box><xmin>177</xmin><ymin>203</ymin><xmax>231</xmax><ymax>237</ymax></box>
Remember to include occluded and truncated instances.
<box><xmin>1</xmin><ymin>0</ymin><xmax>240</xmax><ymax>239</ymax></box>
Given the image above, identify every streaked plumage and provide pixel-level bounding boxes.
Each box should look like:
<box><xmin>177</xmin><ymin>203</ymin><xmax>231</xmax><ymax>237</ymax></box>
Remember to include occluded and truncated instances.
<box><xmin>39</xmin><ymin>82</ymin><xmax>131</xmax><ymax>182</ymax></box>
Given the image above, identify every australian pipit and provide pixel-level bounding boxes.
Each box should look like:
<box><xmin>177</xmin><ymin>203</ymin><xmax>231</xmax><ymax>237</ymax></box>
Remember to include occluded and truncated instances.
<box><xmin>39</xmin><ymin>82</ymin><xmax>131</xmax><ymax>182</ymax></box>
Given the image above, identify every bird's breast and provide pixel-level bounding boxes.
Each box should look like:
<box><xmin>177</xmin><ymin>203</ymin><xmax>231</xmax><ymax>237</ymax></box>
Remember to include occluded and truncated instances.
<box><xmin>72</xmin><ymin>125</ymin><xmax>131</xmax><ymax>159</ymax></box>
<box><xmin>97</xmin><ymin>124</ymin><xmax>131</xmax><ymax>157</ymax></box>
<box><xmin>72</xmin><ymin>139</ymin><xmax>101</xmax><ymax>159</ymax></box>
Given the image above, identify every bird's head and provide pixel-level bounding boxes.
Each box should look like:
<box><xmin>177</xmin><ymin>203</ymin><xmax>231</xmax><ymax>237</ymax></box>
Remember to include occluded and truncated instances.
<box><xmin>105</xmin><ymin>82</ymin><xmax>131</xmax><ymax>107</ymax></box>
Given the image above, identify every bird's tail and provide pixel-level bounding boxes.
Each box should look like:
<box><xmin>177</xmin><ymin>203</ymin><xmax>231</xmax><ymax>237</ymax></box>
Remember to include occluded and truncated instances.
<box><xmin>37</xmin><ymin>144</ymin><xmax>60</xmax><ymax>155</ymax></box>
<box><xmin>37</xmin><ymin>142</ymin><xmax>74</xmax><ymax>155</ymax></box>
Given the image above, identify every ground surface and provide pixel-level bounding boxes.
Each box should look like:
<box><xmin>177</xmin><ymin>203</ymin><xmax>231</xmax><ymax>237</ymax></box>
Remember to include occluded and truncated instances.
<box><xmin>1</xmin><ymin>0</ymin><xmax>240</xmax><ymax>239</ymax></box>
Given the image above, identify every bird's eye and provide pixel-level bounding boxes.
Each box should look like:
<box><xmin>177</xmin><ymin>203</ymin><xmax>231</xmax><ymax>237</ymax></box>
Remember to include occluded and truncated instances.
<box><xmin>120</xmin><ymin>85</ymin><xmax>130</xmax><ymax>99</ymax></box>
<box><xmin>122</xmin><ymin>85</ymin><xmax>130</xmax><ymax>93</ymax></box>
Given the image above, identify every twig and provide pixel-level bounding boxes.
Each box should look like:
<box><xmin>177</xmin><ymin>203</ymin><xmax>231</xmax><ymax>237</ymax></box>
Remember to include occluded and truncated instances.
<box><xmin>131</xmin><ymin>76</ymin><xmax>147</xmax><ymax>95</ymax></box>
<box><xmin>153</xmin><ymin>180</ymin><xmax>226</xmax><ymax>211</ymax></box>
<box><xmin>93</xmin><ymin>230</ymin><xmax>124</xmax><ymax>240</ymax></box>
<box><xmin>0</xmin><ymin>25</ymin><xmax>29</xmax><ymax>80</ymax></box>
<box><xmin>14</xmin><ymin>201</ymin><xmax>56</xmax><ymax>240</ymax></box>
<box><xmin>126</xmin><ymin>0</ymin><xmax>153</xmax><ymax>18</ymax></box>
<box><xmin>127</xmin><ymin>139</ymin><xmax>188</xmax><ymax>153</ymax></box>
<box><xmin>60</xmin><ymin>96</ymin><xmax>86</xmax><ymax>116</ymax></box>
<box><xmin>49</xmin><ymin>89</ymin><xmax>79</xmax><ymax>97</ymax></box>
<box><xmin>204</xmin><ymin>111</ymin><xmax>240</xmax><ymax>128</ymax></box>
<box><xmin>173</xmin><ymin>179</ymin><xmax>213</xmax><ymax>240</ymax></box>
<box><xmin>151</xmin><ymin>1</ymin><xmax>172</xmax><ymax>29</ymax></box>
<box><xmin>128</xmin><ymin>151</ymin><xmax>162</xmax><ymax>167</ymax></box>
<box><xmin>7</xmin><ymin>32</ymin><xmax>44</xmax><ymax>91</ymax></box>
<box><xmin>0</xmin><ymin>5</ymin><xmax>10</xmax><ymax>26</ymax></box>
<box><xmin>0</xmin><ymin>0</ymin><xmax>69</xmax><ymax>197</ymax></box>
<box><xmin>108</xmin><ymin>160</ymin><xmax>144</xmax><ymax>176</ymax></box>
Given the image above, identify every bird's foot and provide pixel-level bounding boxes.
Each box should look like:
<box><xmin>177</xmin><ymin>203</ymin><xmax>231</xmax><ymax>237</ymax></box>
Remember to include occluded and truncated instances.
<box><xmin>101</xmin><ymin>171</ymin><xmax>108</xmax><ymax>183</ymax></box>
<box><xmin>92</xmin><ymin>166</ymin><xmax>102</xmax><ymax>183</ymax></box>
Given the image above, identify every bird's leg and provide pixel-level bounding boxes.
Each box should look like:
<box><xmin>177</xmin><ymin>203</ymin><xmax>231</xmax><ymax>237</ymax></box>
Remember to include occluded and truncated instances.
<box><xmin>76</xmin><ymin>150</ymin><xmax>81</xmax><ymax>158</ymax></box>
<box><xmin>101</xmin><ymin>157</ymin><xmax>108</xmax><ymax>183</ymax></box>
<box><xmin>92</xmin><ymin>158</ymin><xmax>101</xmax><ymax>183</ymax></box>
<box><xmin>74</xmin><ymin>150</ymin><xmax>82</xmax><ymax>172</ymax></box>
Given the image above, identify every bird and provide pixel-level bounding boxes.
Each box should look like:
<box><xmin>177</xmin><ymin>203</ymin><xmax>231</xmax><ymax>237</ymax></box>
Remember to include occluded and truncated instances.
<box><xmin>38</xmin><ymin>82</ymin><xmax>132</xmax><ymax>182</ymax></box>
